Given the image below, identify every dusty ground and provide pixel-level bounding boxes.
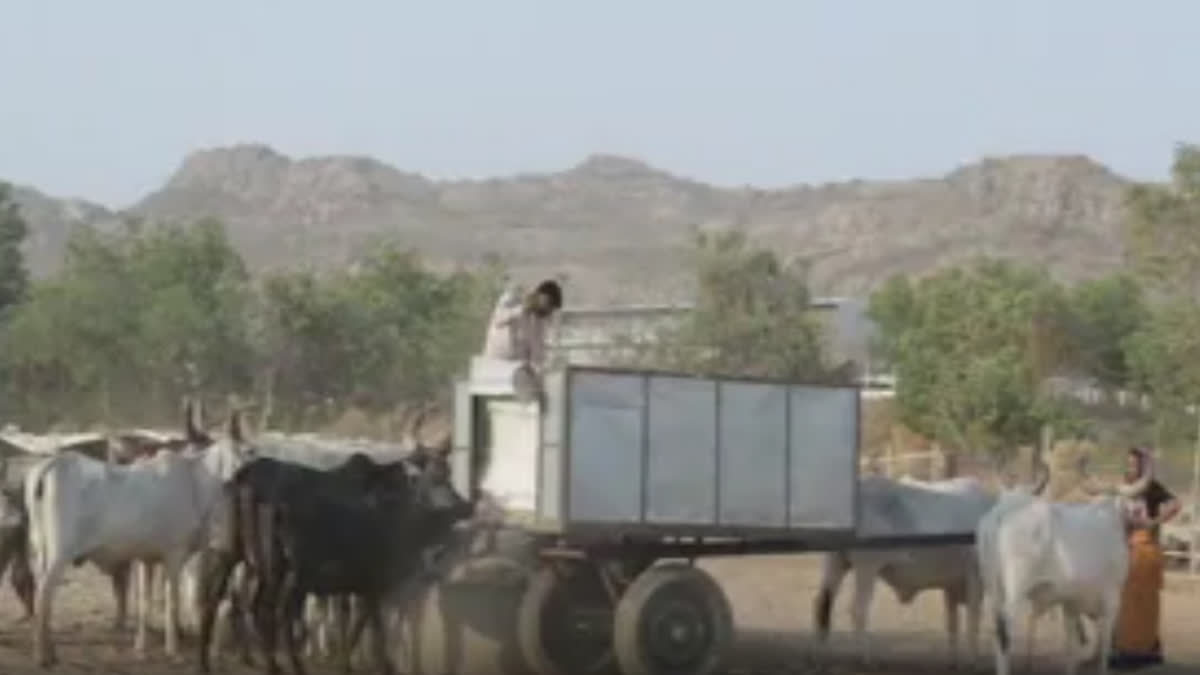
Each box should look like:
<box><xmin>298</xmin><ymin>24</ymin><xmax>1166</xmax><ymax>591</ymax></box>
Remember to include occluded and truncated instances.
<box><xmin>0</xmin><ymin>556</ymin><xmax>1195</xmax><ymax>675</ymax></box>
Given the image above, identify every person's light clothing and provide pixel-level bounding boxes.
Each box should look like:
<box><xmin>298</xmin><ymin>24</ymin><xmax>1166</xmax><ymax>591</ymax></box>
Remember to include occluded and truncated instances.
<box><xmin>481</xmin><ymin>285</ymin><xmax>550</xmax><ymax>366</ymax></box>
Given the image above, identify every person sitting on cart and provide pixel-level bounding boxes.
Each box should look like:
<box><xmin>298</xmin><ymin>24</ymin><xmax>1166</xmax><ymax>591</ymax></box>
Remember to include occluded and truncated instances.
<box><xmin>481</xmin><ymin>278</ymin><xmax>564</xmax><ymax>396</ymax></box>
<box><xmin>1109</xmin><ymin>447</ymin><xmax>1181</xmax><ymax>670</ymax></box>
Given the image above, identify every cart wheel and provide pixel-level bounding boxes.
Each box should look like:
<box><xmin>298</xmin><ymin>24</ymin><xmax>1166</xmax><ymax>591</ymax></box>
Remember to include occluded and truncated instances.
<box><xmin>612</xmin><ymin>563</ymin><xmax>732</xmax><ymax>675</ymax></box>
<box><xmin>517</xmin><ymin>564</ymin><xmax>617</xmax><ymax>675</ymax></box>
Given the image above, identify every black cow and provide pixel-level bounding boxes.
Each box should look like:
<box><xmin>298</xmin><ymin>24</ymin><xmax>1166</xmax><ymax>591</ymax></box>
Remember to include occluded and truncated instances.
<box><xmin>196</xmin><ymin>446</ymin><xmax>471</xmax><ymax>675</ymax></box>
<box><xmin>273</xmin><ymin>468</ymin><xmax>470</xmax><ymax>675</ymax></box>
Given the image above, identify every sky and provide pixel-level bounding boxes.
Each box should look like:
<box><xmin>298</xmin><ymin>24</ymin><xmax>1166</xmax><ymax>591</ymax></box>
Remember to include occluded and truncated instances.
<box><xmin>1</xmin><ymin>1</ymin><xmax>1198</xmax><ymax>208</ymax></box>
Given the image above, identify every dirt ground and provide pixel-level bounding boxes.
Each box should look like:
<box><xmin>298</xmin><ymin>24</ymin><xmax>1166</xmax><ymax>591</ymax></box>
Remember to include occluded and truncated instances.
<box><xmin>0</xmin><ymin>556</ymin><xmax>1195</xmax><ymax>675</ymax></box>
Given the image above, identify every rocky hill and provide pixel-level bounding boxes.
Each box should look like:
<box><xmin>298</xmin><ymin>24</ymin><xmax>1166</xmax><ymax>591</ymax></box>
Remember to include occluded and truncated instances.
<box><xmin>6</xmin><ymin>144</ymin><xmax>1135</xmax><ymax>302</ymax></box>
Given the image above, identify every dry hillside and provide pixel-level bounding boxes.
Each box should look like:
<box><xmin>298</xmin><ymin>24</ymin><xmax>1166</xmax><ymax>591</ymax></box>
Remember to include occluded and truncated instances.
<box><xmin>7</xmin><ymin>145</ymin><xmax>1133</xmax><ymax>302</ymax></box>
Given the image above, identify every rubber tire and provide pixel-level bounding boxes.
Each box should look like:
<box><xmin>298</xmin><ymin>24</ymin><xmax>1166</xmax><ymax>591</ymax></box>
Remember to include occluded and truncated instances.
<box><xmin>517</xmin><ymin>565</ymin><xmax>617</xmax><ymax>675</ymax></box>
<box><xmin>612</xmin><ymin>563</ymin><xmax>733</xmax><ymax>675</ymax></box>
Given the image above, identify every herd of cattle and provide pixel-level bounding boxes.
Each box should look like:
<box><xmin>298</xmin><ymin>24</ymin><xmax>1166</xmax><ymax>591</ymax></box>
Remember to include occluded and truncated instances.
<box><xmin>818</xmin><ymin>471</ymin><xmax>1131</xmax><ymax>675</ymax></box>
<box><xmin>0</xmin><ymin>400</ymin><xmax>1151</xmax><ymax>675</ymax></box>
<box><xmin>0</xmin><ymin>401</ymin><xmax>473</xmax><ymax>675</ymax></box>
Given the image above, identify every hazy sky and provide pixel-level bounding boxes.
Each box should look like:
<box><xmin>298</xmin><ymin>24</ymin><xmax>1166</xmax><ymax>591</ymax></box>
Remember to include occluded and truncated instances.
<box><xmin>2</xmin><ymin>1</ymin><xmax>1197</xmax><ymax>207</ymax></box>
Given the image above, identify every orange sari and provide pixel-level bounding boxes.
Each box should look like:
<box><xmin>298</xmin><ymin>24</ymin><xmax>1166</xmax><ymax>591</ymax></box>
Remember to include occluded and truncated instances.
<box><xmin>1113</xmin><ymin>528</ymin><xmax>1165</xmax><ymax>657</ymax></box>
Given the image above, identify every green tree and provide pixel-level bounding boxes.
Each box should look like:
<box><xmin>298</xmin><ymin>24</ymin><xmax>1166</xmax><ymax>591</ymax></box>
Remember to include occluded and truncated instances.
<box><xmin>1126</xmin><ymin>143</ymin><xmax>1200</xmax><ymax>299</ymax></box>
<box><xmin>0</xmin><ymin>183</ymin><xmax>29</xmax><ymax>317</ymax></box>
<box><xmin>641</xmin><ymin>230</ymin><xmax>833</xmax><ymax>381</ymax></box>
<box><xmin>1125</xmin><ymin>299</ymin><xmax>1200</xmax><ymax>443</ymax></box>
<box><xmin>868</xmin><ymin>259</ymin><xmax>1073</xmax><ymax>457</ymax></box>
<box><xmin>2</xmin><ymin>219</ymin><xmax>254</xmax><ymax>425</ymax></box>
<box><xmin>255</xmin><ymin>242</ymin><xmax>502</xmax><ymax>428</ymax></box>
<box><xmin>1065</xmin><ymin>274</ymin><xmax>1148</xmax><ymax>391</ymax></box>
<box><xmin>1123</xmin><ymin>144</ymin><xmax>1200</xmax><ymax>443</ymax></box>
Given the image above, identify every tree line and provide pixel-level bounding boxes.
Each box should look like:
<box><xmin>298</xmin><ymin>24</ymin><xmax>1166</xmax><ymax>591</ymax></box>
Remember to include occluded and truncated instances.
<box><xmin>630</xmin><ymin>145</ymin><xmax>1200</xmax><ymax>460</ymax></box>
<box><xmin>867</xmin><ymin>145</ymin><xmax>1200</xmax><ymax>458</ymax></box>
<box><xmin>0</xmin><ymin>197</ymin><xmax>502</xmax><ymax>431</ymax></box>
<box><xmin>1</xmin><ymin>144</ymin><xmax>1198</xmax><ymax>451</ymax></box>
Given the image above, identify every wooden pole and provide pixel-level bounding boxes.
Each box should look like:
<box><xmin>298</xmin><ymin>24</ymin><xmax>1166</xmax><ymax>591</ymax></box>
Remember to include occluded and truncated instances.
<box><xmin>1191</xmin><ymin>411</ymin><xmax>1200</xmax><ymax>575</ymax></box>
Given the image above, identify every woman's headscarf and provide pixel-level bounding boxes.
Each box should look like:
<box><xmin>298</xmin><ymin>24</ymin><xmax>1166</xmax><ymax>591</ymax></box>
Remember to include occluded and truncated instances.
<box><xmin>1117</xmin><ymin>447</ymin><xmax>1154</xmax><ymax>498</ymax></box>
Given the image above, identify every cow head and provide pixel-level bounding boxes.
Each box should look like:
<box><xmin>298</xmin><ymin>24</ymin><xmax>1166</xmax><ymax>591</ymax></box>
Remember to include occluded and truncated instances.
<box><xmin>1001</xmin><ymin>455</ymin><xmax>1051</xmax><ymax>499</ymax></box>
<box><xmin>409</xmin><ymin>447</ymin><xmax>473</xmax><ymax>524</ymax></box>
<box><xmin>199</xmin><ymin>408</ymin><xmax>260</xmax><ymax>482</ymax></box>
<box><xmin>402</xmin><ymin>403</ymin><xmax>451</xmax><ymax>470</ymax></box>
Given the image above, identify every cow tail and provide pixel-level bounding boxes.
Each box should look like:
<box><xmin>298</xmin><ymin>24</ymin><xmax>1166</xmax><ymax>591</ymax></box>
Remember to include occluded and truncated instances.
<box><xmin>814</xmin><ymin>551</ymin><xmax>850</xmax><ymax>638</ymax></box>
<box><xmin>24</xmin><ymin>456</ymin><xmax>61</xmax><ymax>578</ymax></box>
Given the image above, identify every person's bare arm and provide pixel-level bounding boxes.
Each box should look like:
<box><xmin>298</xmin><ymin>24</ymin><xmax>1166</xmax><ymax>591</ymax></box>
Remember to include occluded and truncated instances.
<box><xmin>1156</xmin><ymin>497</ymin><xmax>1182</xmax><ymax>525</ymax></box>
<box><xmin>490</xmin><ymin>287</ymin><xmax>525</xmax><ymax>328</ymax></box>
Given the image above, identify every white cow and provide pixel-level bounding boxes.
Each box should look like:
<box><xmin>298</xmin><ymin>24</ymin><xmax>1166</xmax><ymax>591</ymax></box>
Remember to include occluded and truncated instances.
<box><xmin>25</xmin><ymin>409</ymin><xmax>253</xmax><ymax>666</ymax></box>
<box><xmin>976</xmin><ymin>473</ymin><xmax>1130</xmax><ymax>675</ymax></box>
<box><xmin>814</xmin><ymin>474</ymin><xmax>998</xmax><ymax>668</ymax></box>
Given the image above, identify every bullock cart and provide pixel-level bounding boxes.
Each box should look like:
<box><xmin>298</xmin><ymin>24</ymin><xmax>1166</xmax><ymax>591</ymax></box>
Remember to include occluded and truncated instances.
<box><xmin>424</xmin><ymin>361</ymin><xmax>973</xmax><ymax>675</ymax></box>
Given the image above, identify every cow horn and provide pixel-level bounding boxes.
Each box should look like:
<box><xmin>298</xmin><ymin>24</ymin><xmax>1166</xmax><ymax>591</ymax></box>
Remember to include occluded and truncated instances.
<box><xmin>184</xmin><ymin>398</ymin><xmax>205</xmax><ymax>443</ymax></box>
<box><xmin>403</xmin><ymin>404</ymin><xmax>429</xmax><ymax>453</ymax></box>
<box><xmin>1029</xmin><ymin>456</ymin><xmax>1050</xmax><ymax>496</ymax></box>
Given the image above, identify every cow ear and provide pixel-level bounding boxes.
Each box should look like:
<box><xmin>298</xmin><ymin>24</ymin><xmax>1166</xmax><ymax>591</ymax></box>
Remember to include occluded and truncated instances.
<box><xmin>228</xmin><ymin>410</ymin><xmax>244</xmax><ymax>444</ymax></box>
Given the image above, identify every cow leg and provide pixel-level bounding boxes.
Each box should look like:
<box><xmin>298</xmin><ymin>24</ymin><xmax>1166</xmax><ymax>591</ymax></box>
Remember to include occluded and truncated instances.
<box><xmin>32</xmin><ymin>557</ymin><xmax>66</xmax><ymax>666</ymax></box>
<box><xmin>110</xmin><ymin>560</ymin><xmax>132</xmax><ymax>632</ymax></box>
<box><xmin>1059</xmin><ymin>608</ymin><xmax>1082</xmax><ymax>675</ymax></box>
<box><xmin>943</xmin><ymin>589</ymin><xmax>961</xmax><ymax>668</ymax></box>
<box><xmin>279</xmin><ymin>571</ymin><xmax>307</xmax><ymax>675</ymax></box>
<box><xmin>11</xmin><ymin>548</ymin><xmax>35</xmax><ymax>621</ymax></box>
<box><xmin>197</xmin><ymin>549</ymin><xmax>238</xmax><ymax>673</ymax></box>
<box><xmin>992</xmin><ymin>602</ymin><xmax>1014</xmax><ymax>675</ymax></box>
<box><xmin>813</xmin><ymin>551</ymin><xmax>849</xmax><ymax>650</ymax></box>
<box><xmin>216</xmin><ymin>587</ymin><xmax>255</xmax><ymax>668</ymax></box>
<box><xmin>1096</xmin><ymin>591</ymin><xmax>1120</xmax><ymax>675</ymax></box>
<box><xmin>163</xmin><ymin>553</ymin><xmax>187</xmax><ymax>659</ymax></box>
<box><xmin>251</xmin><ymin>503</ymin><xmax>283</xmax><ymax>675</ymax></box>
<box><xmin>250</xmin><ymin>569</ymin><xmax>281</xmax><ymax>675</ymax></box>
<box><xmin>344</xmin><ymin>600</ymin><xmax>370</xmax><ymax>675</ymax></box>
<box><xmin>230</xmin><ymin>564</ymin><xmax>257</xmax><ymax>666</ymax></box>
<box><xmin>134</xmin><ymin>559</ymin><xmax>152</xmax><ymax>658</ymax></box>
<box><xmin>0</xmin><ymin>537</ymin><xmax>35</xmax><ymax>621</ymax></box>
<box><xmin>180</xmin><ymin>554</ymin><xmax>204</xmax><ymax>637</ymax></box>
<box><xmin>302</xmin><ymin>596</ymin><xmax>318</xmax><ymax>658</ymax></box>
<box><xmin>338</xmin><ymin>595</ymin><xmax>354</xmax><ymax>667</ymax></box>
<box><xmin>965</xmin><ymin>571</ymin><xmax>983</xmax><ymax>670</ymax></box>
<box><xmin>849</xmin><ymin>565</ymin><xmax>880</xmax><ymax>666</ymax></box>
<box><xmin>363</xmin><ymin>596</ymin><xmax>395</xmax><ymax>675</ymax></box>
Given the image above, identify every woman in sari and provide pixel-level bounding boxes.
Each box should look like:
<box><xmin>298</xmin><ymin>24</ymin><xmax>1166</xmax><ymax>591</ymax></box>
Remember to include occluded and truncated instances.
<box><xmin>1109</xmin><ymin>447</ymin><xmax>1181</xmax><ymax>669</ymax></box>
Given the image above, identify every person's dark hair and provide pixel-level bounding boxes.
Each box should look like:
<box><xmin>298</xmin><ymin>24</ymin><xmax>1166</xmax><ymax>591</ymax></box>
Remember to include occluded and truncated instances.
<box><xmin>534</xmin><ymin>280</ymin><xmax>563</xmax><ymax>311</ymax></box>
